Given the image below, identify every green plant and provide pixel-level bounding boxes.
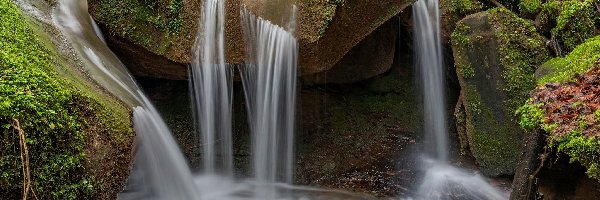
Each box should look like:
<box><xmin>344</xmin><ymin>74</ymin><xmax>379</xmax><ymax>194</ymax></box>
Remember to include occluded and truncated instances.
<box><xmin>518</xmin><ymin>0</ymin><xmax>542</xmax><ymax>17</ymax></box>
<box><xmin>551</xmin><ymin>131</ymin><xmax>600</xmax><ymax>180</ymax></box>
<box><xmin>516</xmin><ymin>99</ymin><xmax>545</xmax><ymax>131</ymax></box>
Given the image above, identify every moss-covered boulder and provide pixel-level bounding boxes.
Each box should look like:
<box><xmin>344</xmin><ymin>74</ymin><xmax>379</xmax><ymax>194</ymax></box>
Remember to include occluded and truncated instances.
<box><xmin>0</xmin><ymin>1</ymin><xmax>133</xmax><ymax>199</ymax></box>
<box><xmin>88</xmin><ymin>0</ymin><xmax>414</xmax><ymax>81</ymax></box>
<box><xmin>451</xmin><ymin>8</ymin><xmax>550</xmax><ymax>176</ymax></box>
<box><xmin>517</xmin><ymin>36</ymin><xmax>600</xmax><ymax>182</ymax></box>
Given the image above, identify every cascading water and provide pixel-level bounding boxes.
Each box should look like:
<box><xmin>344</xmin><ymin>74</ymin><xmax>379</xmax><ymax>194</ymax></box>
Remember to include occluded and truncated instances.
<box><xmin>50</xmin><ymin>1</ymin><xmax>361</xmax><ymax>199</ymax></box>
<box><xmin>191</xmin><ymin>0</ymin><xmax>234</xmax><ymax>175</ymax></box>
<box><xmin>413</xmin><ymin>0</ymin><xmax>448</xmax><ymax>162</ymax></box>
<box><xmin>239</xmin><ymin>2</ymin><xmax>298</xmax><ymax>192</ymax></box>
<box><xmin>412</xmin><ymin>0</ymin><xmax>507</xmax><ymax>199</ymax></box>
<box><xmin>53</xmin><ymin>1</ymin><xmax>199</xmax><ymax>199</ymax></box>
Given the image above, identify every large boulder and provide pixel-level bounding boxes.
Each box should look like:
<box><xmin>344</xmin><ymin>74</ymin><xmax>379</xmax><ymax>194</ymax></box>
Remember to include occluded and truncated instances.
<box><xmin>1</xmin><ymin>1</ymin><xmax>133</xmax><ymax>199</ymax></box>
<box><xmin>451</xmin><ymin>8</ymin><xmax>549</xmax><ymax>176</ymax></box>
<box><xmin>301</xmin><ymin>16</ymin><xmax>399</xmax><ymax>84</ymax></box>
<box><xmin>88</xmin><ymin>0</ymin><xmax>414</xmax><ymax>81</ymax></box>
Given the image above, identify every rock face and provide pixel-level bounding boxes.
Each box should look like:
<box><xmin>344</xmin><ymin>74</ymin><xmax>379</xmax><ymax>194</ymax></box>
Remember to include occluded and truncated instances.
<box><xmin>302</xmin><ymin>16</ymin><xmax>399</xmax><ymax>84</ymax></box>
<box><xmin>509</xmin><ymin>129</ymin><xmax>545</xmax><ymax>200</ymax></box>
<box><xmin>451</xmin><ymin>8</ymin><xmax>549</xmax><ymax>176</ymax></box>
<box><xmin>88</xmin><ymin>0</ymin><xmax>414</xmax><ymax>81</ymax></box>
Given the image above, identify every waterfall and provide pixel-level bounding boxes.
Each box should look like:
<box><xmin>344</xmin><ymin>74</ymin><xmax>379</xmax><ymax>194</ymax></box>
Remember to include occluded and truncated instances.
<box><xmin>53</xmin><ymin>1</ymin><xmax>199</xmax><ymax>199</ymax></box>
<box><xmin>412</xmin><ymin>0</ymin><xmax>507</xmax><ymax>199</ymax></box>
<box><xmin>240</xmin><ymin>5</ymin><xmax>298</xmax><ymax>185</ymax></box>
<box><xmin>191</xmin><ymin>0</ymin><xmax>234</xmax><ymax>175</ymax></box>
<box><xmin>413</xmin><ymin>0</ymin><xmax>448</xmax><ymax>162</ymax></box>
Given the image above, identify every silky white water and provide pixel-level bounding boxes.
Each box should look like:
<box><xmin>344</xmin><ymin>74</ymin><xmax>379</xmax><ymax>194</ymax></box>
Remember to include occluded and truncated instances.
<box><xmin>412</xmin><ymin>0</ymin><xmax>507</xmax><ymax>199</ymax></box>
<box><xmin>48</xmin><ymin>0</ymin><xmax>359</xmax><ymax>199</ymax></box>
<box><xmin>191</xmin><ymin>0</ymin><xmax>234</xmax><ymax>175</ymax></box>
<box><xmin>413</xmin><ymin>0</ymin><xmax>448</xmax><ymax>161</ymax></box>
<box><xmin>240</xmin><ymin>5</ymin><xmax>298</xmax><ymax>188</ymax></box>
<box><xmin>14</xmin><ymin>0</ymin><xmax>400</xmax><ymax>200</ymax></box>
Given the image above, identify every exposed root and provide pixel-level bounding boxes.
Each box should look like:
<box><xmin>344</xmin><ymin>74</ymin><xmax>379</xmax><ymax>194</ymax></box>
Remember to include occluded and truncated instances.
<box><xmin>12</xmin><ymin>119</ymin><xmax>38</xmax><ymax>200</ymax></box>
<box><xmin>525</xmin><ymin>141</ymin><xmax>552</xmax><ymax>199</ymax></box>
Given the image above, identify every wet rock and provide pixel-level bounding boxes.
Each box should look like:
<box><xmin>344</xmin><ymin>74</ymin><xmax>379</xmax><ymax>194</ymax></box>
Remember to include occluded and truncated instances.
<box><xmin>510</xmin><ymin>129</ymin><xmax>545</xmax><ymax>200</ymax></box>
<box><xmin>302</xmin><ymin>17</ymin><xmax>398</xmax><ymax>84</ymax></box>
<box><xmin>88</xmin><ymin>0</ymin><xmax>415</xmax><ymax>80</ymax></box>
<box><xmin>451</xmin><ymin>9</ymin><xmax>549</xmax><ymax>176</ymax></box>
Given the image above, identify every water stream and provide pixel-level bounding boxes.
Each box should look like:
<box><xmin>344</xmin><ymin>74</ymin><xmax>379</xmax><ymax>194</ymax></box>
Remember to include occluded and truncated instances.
<box><xmin>50</xmin><ymin>0</ymin><xmax>358</xmax><ymax>198</ymax></box>
<box><xmin>412</xmin><ymin>0</ymin><xmax>508</xmax><ymax>199</ymax></box>
<box><xmin>14</xmin><ymin>0</ymin><xmax>513</xmax><ymax>198</ymax></box>
<box><xmin>240</xmin><ymin>5</ymin><xmax>298</xmax><ymax>185</ymax></box>
<box><xmin>191</xmin><ymin>0</ymin><xmax>234</xmax><ymax>175</ymax></box>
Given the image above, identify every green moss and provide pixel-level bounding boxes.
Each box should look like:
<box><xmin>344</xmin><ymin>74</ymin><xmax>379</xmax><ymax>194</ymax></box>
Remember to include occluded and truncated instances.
<box><xmin>516</xmin><ymin>99</ymin><xmax>545</xmax><ymax>131</ymax></box>
<box><xmin>318</xmin><ymin>0</ymin><xmax>344</xmax><ymax>37</ymax></box>
<box><xmin>550</xmin><ymin>130</ymin><xmax>600</xmax><ymax>180</ymax></box>
<box><xmin>537</xmin><ymin>36</ymin><xmax>600</xmax><ymax>84</ymax></box>
<box><xmin>489</xmin><ymin>8</ymin><xmax>548</xmax><ymax>114</ymax></box>
<box><xmin>447</xmin><ymin>0</ymin><xmax>484</xmax><ymax>15</ymax></box>
<box><xmin>536</xmin><ymin>0</ymin><xmax>597</xmax><ymax>52</ymax></box>
<box><xmin>462</xmin><ymin>85</ymin><xmax>520</xmax><ymax>175</ymax></box>
<box><xmin>451</xmin><ymin>22</ymin><xmax>475</xmax><ymax>78</ymax></box>
<box><xmin>91</xmin><ymin>0</ymin><xmax>184</xmax><ymax>55</ymax></box>
<box><xmin>552</xmin><ymin>0</ymin><xmax>596</xmax><ymax>52</ymax></box>
<box><xmin>518</xmin><ymin>0</ymin><xmax>542</xmax><ymax>17</ymax></box>
<box><xmin>518</xmin><ymin>37</ymin><xmax>600</xmax><ymax>182</ymax></box>
<box><xmin>0</xmin><ymin>1</ymin><xmax>132</xmax><ymax>198</ymax></box>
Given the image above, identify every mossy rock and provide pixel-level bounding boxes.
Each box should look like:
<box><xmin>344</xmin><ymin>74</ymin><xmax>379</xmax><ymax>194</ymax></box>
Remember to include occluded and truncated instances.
<box><xmin>0</xmin><ymin>1</ymin><xmax>133</xmax><ymax>199</ymax></box>
<box><xmin>88</xmin><ymin>0</ymin><xmax>415</xmax><ymax>80</ymax></box>
<box><xmin>534</xmin><ymin>0</ymin><xmax>598</xmax><ymax>53</ymax></box>
<box><xmin>451</xmin><ymin>8</ymin><xmax>549</xmax><ymax>176</ymax></box>
<box><xmin>519</xmin><ymin>37</ymin><xmax>600</xmax><ymax>182</ymax></box>
<box><xmin>536</xmin><ymin>36</ymin><xmax>600</xmax><ymax>84</ymax></box>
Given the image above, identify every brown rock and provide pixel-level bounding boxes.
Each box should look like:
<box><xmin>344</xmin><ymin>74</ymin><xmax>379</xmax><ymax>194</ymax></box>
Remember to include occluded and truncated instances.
<box><xmin>302</xmin><ymin>16</ymin><xmax>399</xmax><ymax>84</ymax></box>
<box><xmin>88</xmin><ymin>0</ymin><xmax>414</xmax><ymax>80</ymax></box>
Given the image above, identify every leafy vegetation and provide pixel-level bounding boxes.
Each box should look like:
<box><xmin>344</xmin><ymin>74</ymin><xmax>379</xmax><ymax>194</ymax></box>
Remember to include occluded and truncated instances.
<box><xmin>446</xmin><ymin>0</ymin><xmax>484</xmax><ymax>15</ymax></box>
<box><xmin>517</xmin><ymin>0</ymin><xmax>541</xmax><ymax>17</ymax></box>
<box><xmin>516</xmin><ymin>100</ymin><xmax>545</xmax><ymax>131</ymax></box>
<box><xmin>0</xmin><ymin>0</ymin><xmax>132</xmax><ymax>198</ymax></box>
<box><xmin>519</xmin><ymin>63</ymin><xmax>600</xmax><ymax>180</ymax></box>
<box><xmin>319</xmin><ymin>0</ymin><xmax>345</xmax><ymax>37</ymax></box>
